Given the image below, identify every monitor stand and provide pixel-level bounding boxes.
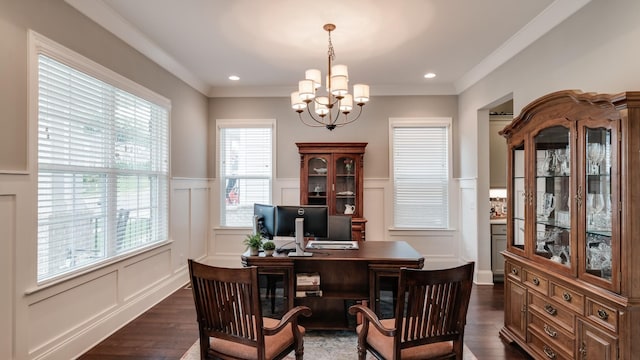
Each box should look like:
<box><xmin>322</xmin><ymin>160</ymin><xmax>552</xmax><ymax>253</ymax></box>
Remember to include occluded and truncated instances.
<box><xmin>288</xmin><ymin>218</ymin><xmax>313</xmax><ymax>257</ymax></box>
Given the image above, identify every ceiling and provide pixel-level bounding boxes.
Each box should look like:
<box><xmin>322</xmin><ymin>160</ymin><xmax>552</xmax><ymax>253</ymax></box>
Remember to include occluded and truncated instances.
<box><xmin>66</xmin><ymin>0</ymin><xmax>590</xmax><ymax>97</ymax></box>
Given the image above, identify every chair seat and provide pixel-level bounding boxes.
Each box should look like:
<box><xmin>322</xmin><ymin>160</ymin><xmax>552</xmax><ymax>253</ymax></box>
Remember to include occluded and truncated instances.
<box><xmin>210</xmin><ymin>317</ymin><xmax>306</xmax><ymax>360</ymax></box>
<box><xmin>356</xmin><ymin>318</ymin><xmax>453</xmax><ymax>360</ymax></box>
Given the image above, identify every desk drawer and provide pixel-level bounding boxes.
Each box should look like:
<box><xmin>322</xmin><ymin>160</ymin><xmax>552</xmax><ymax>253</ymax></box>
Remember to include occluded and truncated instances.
<box><xmin>528</xmin><ymin>292</ymin><xmax>574</xmax><ymax>333</ymax></box>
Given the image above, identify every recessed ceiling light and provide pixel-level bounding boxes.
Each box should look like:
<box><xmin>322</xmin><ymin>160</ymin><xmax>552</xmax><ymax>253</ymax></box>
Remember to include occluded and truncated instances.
<box><xmin>424</xmin><ymin>72</ymin><xmax>436</xmax><ymax>79</ymax></box>
<box><xmin>228</xmin><ymin>75</ymin><xmax>240</xmax><ymax>81</ymax></box>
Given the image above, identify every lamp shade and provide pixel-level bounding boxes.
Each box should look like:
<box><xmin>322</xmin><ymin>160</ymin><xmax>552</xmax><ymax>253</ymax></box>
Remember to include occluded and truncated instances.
<box><xmin>298</xmin><ymin>80</ymin><xmax>316</xmax><ymax>101</ymax></box>
<box><xmin>315</xmin><ymin>96</ymin><xmax>329</xmax><ymax>116</ymax></box>
<box><xmin>305</xmin><ymin>69</ymin><xmax>322</xmax><ymax>89</ymax></box>
<box><xmin>291</xmin><ymin>92</ymin><xmax>306</xmax><ymax>110</ymax></box>
<box><xmin>330</xmin><ymin>75</ymin><xmax>348</xmax><ymax>96</ymax></box>
<box><xmin>353</xmin><ymin>84</ymin><xmax>370</xmax><ymax>103</ymax></box>
<box><xmin>331</xmin><ymin>64</ymin><xmax>348</xmax><ymax>78</ymax></box>
<box><xmin>340</xmin><ymin>94</ymin><xmax>353</xmax><ymax>112</ymax></box>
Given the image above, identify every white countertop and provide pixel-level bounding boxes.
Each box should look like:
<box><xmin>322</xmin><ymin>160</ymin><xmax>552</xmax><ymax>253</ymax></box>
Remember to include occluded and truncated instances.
<box><xmin>490</xmin><ymin>218</ymin><xmax>507</xmax><ymax>224</ymax></box>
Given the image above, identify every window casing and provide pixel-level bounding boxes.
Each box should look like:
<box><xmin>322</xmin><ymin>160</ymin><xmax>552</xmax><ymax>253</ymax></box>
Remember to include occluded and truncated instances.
<box><xmin>217</xmin><ymin>119</ymin><xmax>274</xmax><ymax>227</ymax></box>
<box><xmin>33</xmin><ymin>32</ymin><xmax>170</xmax><ymax>283</ymax></box>
<box><xmin>390</xmin><ymin>118</ymin><xmax>452</xmax><ymax>229</ymax></box>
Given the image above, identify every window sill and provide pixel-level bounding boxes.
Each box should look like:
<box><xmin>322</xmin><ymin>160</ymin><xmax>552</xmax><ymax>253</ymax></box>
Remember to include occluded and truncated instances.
<box><xmin>26</xmin><ymin>240</ymin><xmax>173</xmax><ymax>295</ymax></box>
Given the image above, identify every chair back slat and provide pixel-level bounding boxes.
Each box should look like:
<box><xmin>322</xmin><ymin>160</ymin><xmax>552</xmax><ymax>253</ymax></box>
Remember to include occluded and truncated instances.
<box><xmin>189</xmin><ymin>261</ymin><xmax>263</xmax><ymax>348</ymax></box>
<box><xmin>396</xmin><ymin>262</ymin><xmax>474</xmax><ymax>350</ymax></box>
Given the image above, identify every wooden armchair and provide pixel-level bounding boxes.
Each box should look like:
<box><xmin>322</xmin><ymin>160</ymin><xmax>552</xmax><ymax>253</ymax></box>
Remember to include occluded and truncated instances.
<box><xmin>349</xmin><ymin>262</ymin><xmax>474</xmax><ymax>360</ymax></box>
<box><xmin>188</xmin><ymin>260</ymin><xmax>312</xmax><ymax>360</ymax></box>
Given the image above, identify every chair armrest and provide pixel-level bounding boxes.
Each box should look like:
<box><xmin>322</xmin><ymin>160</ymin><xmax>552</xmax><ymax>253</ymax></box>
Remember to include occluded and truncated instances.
<box><xmin>263</xmin><ymin>305</ymin><xmax>312</xmax><ymax>335</ymax></box>
<box><xmin>348</xmin><ymin>304</ymin><xmax>395</xmax><ymax>337</ymax></box>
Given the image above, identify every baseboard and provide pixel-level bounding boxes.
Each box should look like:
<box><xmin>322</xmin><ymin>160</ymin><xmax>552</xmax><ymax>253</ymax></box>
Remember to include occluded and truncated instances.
<box><xmin>474</xmin><ymin>269</ymin><xmax>495</xmax><ymax>285</ymax></box>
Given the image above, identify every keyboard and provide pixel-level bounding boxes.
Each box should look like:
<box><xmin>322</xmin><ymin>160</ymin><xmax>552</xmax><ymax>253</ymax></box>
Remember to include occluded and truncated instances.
<box><xmin>306</xmin><ymin>240</ymin><xmax>359</xmax><ymax>250</ymax></box>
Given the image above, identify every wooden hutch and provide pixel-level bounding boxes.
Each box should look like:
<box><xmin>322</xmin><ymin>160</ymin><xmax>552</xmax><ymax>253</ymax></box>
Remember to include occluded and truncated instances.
<box><xmin>296</xmin><ymin>142</ymin><xmax>367</xmax><ymax>241</ymax></box>
<box><xmin>499</xmin><ymin>90</ymin><xmax>640</xmax><ymax>359</ymax></box>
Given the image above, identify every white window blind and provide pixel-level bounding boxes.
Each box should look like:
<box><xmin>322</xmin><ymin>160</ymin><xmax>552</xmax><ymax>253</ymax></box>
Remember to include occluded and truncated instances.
<box><xmin>391</xmin><ymin>120</ymin><xmax>450</xmax><ymax>228</ymax></box>
<box><xmin>218</xmin><ymin>121</ymin><xmax>273</xmax><ymax>226</ymax></box>
<box><xmin>37</xmin><ymin>54</ymin><xmax>169</xmax><ymax>282</ymax></box>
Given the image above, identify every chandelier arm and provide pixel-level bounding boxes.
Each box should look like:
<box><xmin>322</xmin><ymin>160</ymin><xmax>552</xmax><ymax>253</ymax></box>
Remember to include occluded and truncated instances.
<box><xmin>335</xmin><ymin>104</ymin><xmax>364</xmax><ymax>127</ymax></box>
<box><xmin>303</xmin><ymin>105</ymin><xmax>331</xmax><ymax>127</ymax></box>
<box><xmin>297</xmin><ymin>113</ymin><xmax>326</xmax><ymax>128</ymax></box>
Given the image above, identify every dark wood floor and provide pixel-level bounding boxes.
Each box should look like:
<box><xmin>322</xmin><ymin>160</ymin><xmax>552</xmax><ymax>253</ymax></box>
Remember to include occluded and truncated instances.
<box><xmin>79</xmin><ymin>282</ymin><xmax>532</xmax><ymax>360</ymax></box>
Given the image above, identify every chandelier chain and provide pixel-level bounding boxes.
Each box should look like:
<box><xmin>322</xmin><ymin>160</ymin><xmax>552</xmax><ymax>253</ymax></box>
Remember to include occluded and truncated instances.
<box><xmin>327</xmin><ymin>31</ymin><xmax>335</xmax><ymax>63</ymax></box>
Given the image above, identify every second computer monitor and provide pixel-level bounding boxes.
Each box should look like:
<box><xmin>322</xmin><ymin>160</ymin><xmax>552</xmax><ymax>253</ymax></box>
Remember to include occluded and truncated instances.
<box><xmin>253</xmin><ymin>203</ymin><xmax>275</xmax><ymax>239</ymax></box>
<box><xmin>275</xmin><ymin>205</ymin><xmax>328</xmax><ymax>239</ymax></box>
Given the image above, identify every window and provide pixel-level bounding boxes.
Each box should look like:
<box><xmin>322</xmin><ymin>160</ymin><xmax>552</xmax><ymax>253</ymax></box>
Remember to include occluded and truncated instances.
<box><xmin>34</xmin><ymin>33</ymin><xmax>170</xmax><ymax>282</ymax></box>
<box><xmin>390</xmin><ymin>118</ymin><xmax>451</xmax><ymax>229</ymax></box>
<box><xmin>217</xmin><ymin>119</ymin><xmax>274</xmax><ymax>227</ymax></box>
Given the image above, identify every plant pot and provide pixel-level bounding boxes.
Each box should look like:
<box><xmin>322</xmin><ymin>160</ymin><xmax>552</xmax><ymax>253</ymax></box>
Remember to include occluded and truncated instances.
<box><xmin>249</xmin><ymin>247</ymin><xmax>260</xmax><ymax>256</ymax></box>
<box><xmin>264</xmin><ymin>249</ymin><xmax>274</xmax><ymax>257</ymax></box>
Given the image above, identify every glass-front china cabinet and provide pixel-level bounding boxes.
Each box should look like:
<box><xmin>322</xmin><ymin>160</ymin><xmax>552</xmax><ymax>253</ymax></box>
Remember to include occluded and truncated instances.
<box><xmin>499</xmin><ymin>91</ymin><xmax>640</xmax><ymax>360</ymax></box>
<box><xmin>296</xmin><ymin>142</ymin><xmax>367</xmax><ymax>241</ymax></box>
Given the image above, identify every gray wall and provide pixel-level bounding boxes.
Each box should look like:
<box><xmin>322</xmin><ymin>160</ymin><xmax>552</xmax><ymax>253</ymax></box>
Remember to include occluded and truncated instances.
<box><xmin>208</xmin><ymin>96</ymin><xmax>458</xmax><ymax>180</ymax></box>
<box><xmin>0</xmin><ymin>1</ymin><xmax>209</xmax><ymax>359</ymax></box>
<box><xmin>0</xmin><ymin>0</ymin><xmax>209</xmax><ymax>178</ymax></box>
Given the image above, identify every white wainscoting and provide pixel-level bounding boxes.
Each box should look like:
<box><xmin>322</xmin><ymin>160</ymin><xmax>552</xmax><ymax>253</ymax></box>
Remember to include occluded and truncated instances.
<box><xmin>1</xmin><ymin>176</ymin><xmax>210</xmax><ymax>360</ymax></box>
<box><xmin>0</xmin><ymin>193</ymin><xmax>16</xmax><ymax>360</ymax></box>
<box><xmin>208</xmin><ymin>178</ymin><xmax>468</xmax><ymax>274</ymax></box>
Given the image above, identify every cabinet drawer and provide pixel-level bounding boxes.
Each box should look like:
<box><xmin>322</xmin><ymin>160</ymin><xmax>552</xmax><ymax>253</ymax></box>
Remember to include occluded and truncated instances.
<box><xmin>528</xmin><ymin>329</ymin><xmax>572</xmax><ymax>360</ymax></box>
<box><xmin>586</xmin><ymin>298</ymin><xmax>618</xmax><ymax>332</ymax></box>
<box><xmin>491</xmin><ymin>224</ymin><xmax>507</xmax><ymax>235</ymax></box>
<box><xmin>506</xmin><ymin>262</ymin><xmax>522</xmax><ymax>281</ymax></box>
<box><xmin>523</xmin><ymin>269</ymin><xmax>548</xmax><ymax>296</ymax></box>
<box><xmin>528</xmin><ymin>309</ymin><xmax>575</xmax><ymax>356</ymax></box>
<box><xmin>528</xmin><ymin>292</ymin><xmax>574</xmax><ymax>333</ymax></box>
<box><xmin>550</xmin><ymin>282</ymin><xmax>584</xmax><ymax>315</ymax></box>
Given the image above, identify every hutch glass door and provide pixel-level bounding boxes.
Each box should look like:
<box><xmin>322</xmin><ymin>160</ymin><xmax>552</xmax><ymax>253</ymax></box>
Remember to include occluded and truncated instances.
<box><xmin>583</xmin><ymin>127</ymin><xmax>613</xmax><ymax>282</ymax></box>
<box><xmin>533</xmin><ymin>126</ymin><xmax>572</xmax><ymax>269</ymax></box>
<box><xmin>335</xmin><ymin>155</ymin><xmax>357</xmax><ymax>216</ymax></box>
<box><xmin>511</xmin><ymin>143</ymin><xmax>525</xmax><ymax>251</ymax></box>
<box><xmin>306</xmin><ymin>156</ymin><xmax>328</xmax><ymax>206</ymax></box>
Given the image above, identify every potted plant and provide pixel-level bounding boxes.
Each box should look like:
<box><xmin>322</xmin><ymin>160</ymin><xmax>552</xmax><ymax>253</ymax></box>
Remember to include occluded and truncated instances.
<box><xmin>262</xmin><ymin>241</ymin><xmax>276</xmax><ymax>256</ymax></box>
<box><xmin>244</xmin><ymin>234</ymin><xmax>262</xmax><ymax>256</ymax></box>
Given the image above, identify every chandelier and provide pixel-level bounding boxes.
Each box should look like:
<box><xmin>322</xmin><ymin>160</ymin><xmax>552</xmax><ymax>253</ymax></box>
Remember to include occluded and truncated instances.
<box><xmin>290</xmin><ymin>24</ymin><xmax>370</xmax><ymax>131</ymax></box>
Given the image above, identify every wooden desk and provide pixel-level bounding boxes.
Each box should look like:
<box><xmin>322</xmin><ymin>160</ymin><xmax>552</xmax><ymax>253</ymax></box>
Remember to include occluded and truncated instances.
<box><xmin>241</xmin><ymin>240</ymin><xmax>424</xmax><ymax>330</ymax></box>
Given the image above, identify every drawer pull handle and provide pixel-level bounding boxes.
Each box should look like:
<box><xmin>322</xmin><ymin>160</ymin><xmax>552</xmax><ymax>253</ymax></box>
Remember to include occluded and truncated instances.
<box><xmin>544</xmin><ymin>304</ymin><xmax>557</xmax><ymax>316</ymax></box>
<box><xmin>543</xmin><ymin>324</ymin><xmax>558</xmax><ymax>338</ymax></box>
<box><xmin>579</xmin><ymin>342</ymin><xmax>587</xmax><ymax>358</ymax></box>
<box><xmin>532</xmin><ymin>277</ymin><xmax>540</xmax><ymax>286</ymax></box>
<box><xmin>562</xmin><ymin>292</ymin><xmax>572</xmax><ymax>301</ymax></box>
<box><xmin>511</xmin><ymin>268</ymin><xmax>519</xmax><ymax>275</ymax></box>
<box><xmin>597</xmin><ymin>309</ymin><xmax>609</xmax><ymax>320</ymax></box>
<box><xmin>543</xmin><ymin>345</ymin><xmax>557</xmax><ymax>359</ymax></box>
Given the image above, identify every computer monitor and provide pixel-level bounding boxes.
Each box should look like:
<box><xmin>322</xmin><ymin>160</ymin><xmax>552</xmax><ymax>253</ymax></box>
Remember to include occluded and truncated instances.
<box><xmin>253</xmin><ymin>203</ymin><xmax>275</xmax><ymax>240</ymax></box>
<box><xmin>274</xmin><ymin>205</ymin><xmax>328</xmax><ymax>239</ymax></box>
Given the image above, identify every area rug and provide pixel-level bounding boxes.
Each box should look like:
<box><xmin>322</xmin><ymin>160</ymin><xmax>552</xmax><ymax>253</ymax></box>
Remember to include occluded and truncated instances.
<box><xmin>180</xmin><ymin>330</ymin><xmax>478</xmax><ymax>360</ymax></box>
